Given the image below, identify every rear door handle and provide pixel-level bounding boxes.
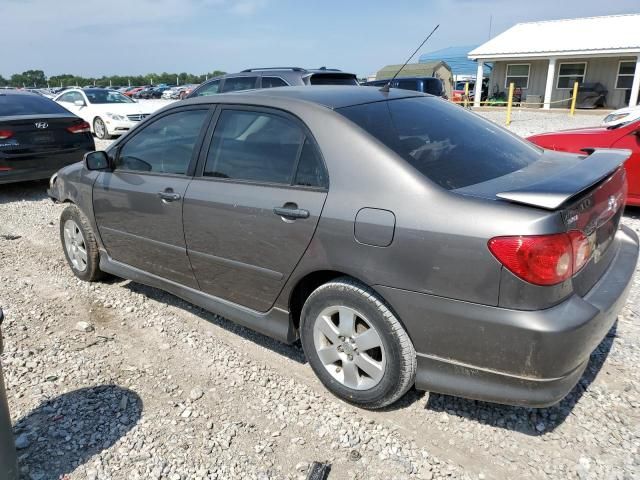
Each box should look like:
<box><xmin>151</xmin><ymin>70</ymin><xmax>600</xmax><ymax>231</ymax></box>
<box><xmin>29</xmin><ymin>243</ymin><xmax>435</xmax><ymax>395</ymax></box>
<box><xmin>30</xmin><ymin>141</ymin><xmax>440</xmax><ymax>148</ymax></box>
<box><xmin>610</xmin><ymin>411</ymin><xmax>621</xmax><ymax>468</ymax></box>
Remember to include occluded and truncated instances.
<box><xmin>157</xmin><ymin>191</ymin><xmax>181</xmax><ymax>202</ymax></box>
<box><xmin>273</xmin><ymin>206</ymin><xmax>310</xmax><ymax>219</ymax></box>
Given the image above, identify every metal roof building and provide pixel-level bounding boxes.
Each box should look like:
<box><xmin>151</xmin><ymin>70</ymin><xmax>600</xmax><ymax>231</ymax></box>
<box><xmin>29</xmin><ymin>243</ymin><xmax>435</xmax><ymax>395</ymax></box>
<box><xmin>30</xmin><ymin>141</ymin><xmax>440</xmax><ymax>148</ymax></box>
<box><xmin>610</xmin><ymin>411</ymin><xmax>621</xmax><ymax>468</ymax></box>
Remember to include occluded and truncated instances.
<box><xmin>468</xmin><ymin>14</ymin><xmax>640</xmax><ymax>109</ymax></box>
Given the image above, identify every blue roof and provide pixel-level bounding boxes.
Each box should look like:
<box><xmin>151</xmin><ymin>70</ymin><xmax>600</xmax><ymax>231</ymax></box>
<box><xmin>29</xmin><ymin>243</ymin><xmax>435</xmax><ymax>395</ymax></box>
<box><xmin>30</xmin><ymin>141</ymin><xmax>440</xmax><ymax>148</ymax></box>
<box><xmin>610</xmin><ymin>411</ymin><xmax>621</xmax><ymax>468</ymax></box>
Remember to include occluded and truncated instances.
<box><xmin>419</xmin><ymin>46</ymin><xmax>491</xmax><ymax>76</ymax></box>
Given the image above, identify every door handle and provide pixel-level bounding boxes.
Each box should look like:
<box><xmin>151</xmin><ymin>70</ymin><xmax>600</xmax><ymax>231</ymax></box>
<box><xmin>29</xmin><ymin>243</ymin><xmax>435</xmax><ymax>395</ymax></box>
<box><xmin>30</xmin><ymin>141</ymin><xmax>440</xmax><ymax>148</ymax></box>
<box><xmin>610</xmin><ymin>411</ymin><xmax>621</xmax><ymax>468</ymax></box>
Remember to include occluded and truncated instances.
<box><xmin>273</xmin><ymin>206</ymin><xmax>310</xmax><ymax>219</ymax></box>
<box><xmin>157</xmin><ymin>190</ymin><xmax>181</xmax><ymax>202</ymax></box>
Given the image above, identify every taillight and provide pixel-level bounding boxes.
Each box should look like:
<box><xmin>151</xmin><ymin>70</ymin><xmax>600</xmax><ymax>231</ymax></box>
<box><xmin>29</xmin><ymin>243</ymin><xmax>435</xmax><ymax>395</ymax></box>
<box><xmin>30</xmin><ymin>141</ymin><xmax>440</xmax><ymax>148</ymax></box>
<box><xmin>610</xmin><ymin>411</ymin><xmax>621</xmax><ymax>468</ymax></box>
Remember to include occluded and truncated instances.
<box><xmin>488</xmin><ymin>231</ymin><xmax>592</xmax><ymax>286</ymax></box>
<box><xmin>0</xmin><ymin>130</ymin><xmax>13</xmax><ymax>140</ymax></box>
<box><xmin>67</xmin><ymin>122</ymin><xmax>91</xmax><ymax>134</ymax></box>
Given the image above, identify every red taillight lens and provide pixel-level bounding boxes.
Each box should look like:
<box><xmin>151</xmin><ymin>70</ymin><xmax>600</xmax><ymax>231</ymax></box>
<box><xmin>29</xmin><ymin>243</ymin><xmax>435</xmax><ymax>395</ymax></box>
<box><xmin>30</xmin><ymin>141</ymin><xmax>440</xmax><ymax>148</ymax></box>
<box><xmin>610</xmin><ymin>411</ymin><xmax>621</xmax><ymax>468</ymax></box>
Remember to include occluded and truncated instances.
<box><xmin>569</xmin><ymin>231</ymin><xmax>591</xmax><ymax>274</ymax></box>
<box><xmin>0</xmin><ymin>130</ymin><xmax>13</xmax><ymax>140</ymax></box>
<box><xmin>67</xmin><ymin>121</ymin><xmax>91</xmax><ymax>134</ymax></box>
<box><xmin>488</xmin><ymin>231</ymin><xmax>592</xmax><ymax>286</ymax></box>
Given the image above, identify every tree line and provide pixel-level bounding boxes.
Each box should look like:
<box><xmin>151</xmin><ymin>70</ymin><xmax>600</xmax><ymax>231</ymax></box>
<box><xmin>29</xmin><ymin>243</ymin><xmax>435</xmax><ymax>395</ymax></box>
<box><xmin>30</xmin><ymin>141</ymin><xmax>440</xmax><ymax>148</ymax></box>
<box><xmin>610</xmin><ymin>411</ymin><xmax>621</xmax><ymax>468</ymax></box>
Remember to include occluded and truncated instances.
<box><xmin>0</xmin><ymin>69</ymin><xmax>227</xmax><ymax>88</ymax></box>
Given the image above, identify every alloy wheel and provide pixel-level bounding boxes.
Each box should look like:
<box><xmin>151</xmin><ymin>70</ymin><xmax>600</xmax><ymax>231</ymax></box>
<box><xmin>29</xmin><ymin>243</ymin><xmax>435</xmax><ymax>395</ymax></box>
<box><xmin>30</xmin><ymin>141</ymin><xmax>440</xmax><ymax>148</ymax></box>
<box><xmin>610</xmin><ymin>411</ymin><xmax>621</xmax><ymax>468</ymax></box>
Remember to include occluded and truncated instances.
<box><xmin>313</xmin><ymin>306</ymin><xmax>386</xmax><ymax>390</ymax></box>
<box><xmin>63</xmin><ymin>219</ymin><xmax>88</xmax><ymax>272</ymax></box>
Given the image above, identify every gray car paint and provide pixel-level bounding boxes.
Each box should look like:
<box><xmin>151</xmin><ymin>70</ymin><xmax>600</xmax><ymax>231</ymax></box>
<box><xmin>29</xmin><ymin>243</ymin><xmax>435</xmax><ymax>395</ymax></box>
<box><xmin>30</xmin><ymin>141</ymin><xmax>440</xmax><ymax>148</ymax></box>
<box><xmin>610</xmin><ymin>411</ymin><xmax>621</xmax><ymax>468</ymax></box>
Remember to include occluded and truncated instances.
<box><xmin>48</xmin><ymin>86</ymin><xmax>639</xmax><ymax>407</ymax></box>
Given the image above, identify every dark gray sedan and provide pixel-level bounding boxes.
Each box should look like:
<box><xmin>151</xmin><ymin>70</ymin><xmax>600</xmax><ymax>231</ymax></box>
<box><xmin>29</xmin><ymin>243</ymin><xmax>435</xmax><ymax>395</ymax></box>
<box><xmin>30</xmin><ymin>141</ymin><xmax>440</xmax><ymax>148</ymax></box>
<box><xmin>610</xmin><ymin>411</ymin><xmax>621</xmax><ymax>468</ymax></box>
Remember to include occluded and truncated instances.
<box><xmin>48</xmin><ymin>86</ymin><xmax>638</xmax><ymax>409</ymax></box>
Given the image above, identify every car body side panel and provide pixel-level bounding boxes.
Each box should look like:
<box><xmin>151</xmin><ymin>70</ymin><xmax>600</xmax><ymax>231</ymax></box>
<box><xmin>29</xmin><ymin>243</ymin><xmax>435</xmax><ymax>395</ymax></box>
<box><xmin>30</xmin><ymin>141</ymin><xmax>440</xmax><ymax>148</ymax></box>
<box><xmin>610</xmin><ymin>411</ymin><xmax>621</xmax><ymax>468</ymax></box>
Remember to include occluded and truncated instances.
<box><xmin>183</xmin><ymin>180</ymin><xmax>327</xmax><ymax>312</ymax></box>
<box><xmin>92</xmin><ymin>172</ymin><xmax>198</xmax><ymax>288</ymax></box>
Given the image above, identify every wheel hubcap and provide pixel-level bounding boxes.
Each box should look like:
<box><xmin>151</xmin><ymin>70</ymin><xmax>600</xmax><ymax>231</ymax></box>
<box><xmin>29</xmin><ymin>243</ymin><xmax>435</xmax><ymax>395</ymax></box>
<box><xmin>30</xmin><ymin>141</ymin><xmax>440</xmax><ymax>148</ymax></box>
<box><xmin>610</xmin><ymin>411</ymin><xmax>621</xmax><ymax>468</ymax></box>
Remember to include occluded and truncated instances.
<box><xmin>313</xmin><ymin>306</ymin><xmax>386</xmax><ymax>390</ymax></box>
<box><xmin>63</xmin><ymin>219</ymin><xmax>88</xmax><ymax>272</ymax></box>
<box><xmin>95</xmin><ymin>120</ymin><xmax>104</xmax><ymax>137</ymax></box>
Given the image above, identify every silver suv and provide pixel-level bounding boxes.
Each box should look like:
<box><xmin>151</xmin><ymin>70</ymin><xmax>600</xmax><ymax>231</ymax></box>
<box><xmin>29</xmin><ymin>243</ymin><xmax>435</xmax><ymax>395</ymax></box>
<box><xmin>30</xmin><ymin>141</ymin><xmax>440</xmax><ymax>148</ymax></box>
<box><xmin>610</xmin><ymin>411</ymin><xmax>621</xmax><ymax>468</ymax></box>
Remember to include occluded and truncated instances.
<box><xmin>187</xmin><ymin>67</ymin><xmax>359</xmax><ymax>98</ymax></box>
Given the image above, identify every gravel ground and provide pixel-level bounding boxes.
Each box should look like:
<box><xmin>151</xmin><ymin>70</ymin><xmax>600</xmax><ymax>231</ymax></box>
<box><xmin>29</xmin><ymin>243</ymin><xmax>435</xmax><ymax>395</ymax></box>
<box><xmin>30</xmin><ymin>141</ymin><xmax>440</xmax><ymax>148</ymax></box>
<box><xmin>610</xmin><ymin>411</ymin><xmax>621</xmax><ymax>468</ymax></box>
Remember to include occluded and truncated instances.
<box><xmin>1</xmin><ymin>109</ymin><xmax>639</xmax><ymax>480</ymax></box>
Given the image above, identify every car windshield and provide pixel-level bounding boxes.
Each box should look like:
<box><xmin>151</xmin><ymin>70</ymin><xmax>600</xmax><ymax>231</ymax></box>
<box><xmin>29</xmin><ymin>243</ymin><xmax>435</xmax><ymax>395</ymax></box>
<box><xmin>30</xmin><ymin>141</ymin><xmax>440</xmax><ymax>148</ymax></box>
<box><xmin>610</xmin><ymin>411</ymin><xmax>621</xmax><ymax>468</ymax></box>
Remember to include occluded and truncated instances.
<box><xmin>337</xmin><ymin>96</ymin><xmax>542</xmax><ymax>190</ymax></box>
<box><xmin>0</xmin><ymin>93</ymin><xmax>69</xmax><ymax>116</ymax></box>
<box><xmin>85</xmin><ymin>89</ymin><xmax>134</xmax><ymax>104</ymax></box>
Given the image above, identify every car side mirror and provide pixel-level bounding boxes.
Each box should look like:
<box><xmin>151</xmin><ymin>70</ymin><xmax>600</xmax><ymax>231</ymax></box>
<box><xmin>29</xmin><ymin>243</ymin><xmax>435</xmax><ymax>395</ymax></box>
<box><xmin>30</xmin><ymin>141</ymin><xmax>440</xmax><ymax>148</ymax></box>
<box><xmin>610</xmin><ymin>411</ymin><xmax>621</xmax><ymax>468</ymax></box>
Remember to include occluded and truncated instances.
<box><xmin>84</xmin><ymin>151</ymin><xmax>111</xmax><ymax>171</ymax></box>
<box><xmin>74</xmin><ymin>99</ymin><xmax>86</xmax><ymax>107</ymax></box>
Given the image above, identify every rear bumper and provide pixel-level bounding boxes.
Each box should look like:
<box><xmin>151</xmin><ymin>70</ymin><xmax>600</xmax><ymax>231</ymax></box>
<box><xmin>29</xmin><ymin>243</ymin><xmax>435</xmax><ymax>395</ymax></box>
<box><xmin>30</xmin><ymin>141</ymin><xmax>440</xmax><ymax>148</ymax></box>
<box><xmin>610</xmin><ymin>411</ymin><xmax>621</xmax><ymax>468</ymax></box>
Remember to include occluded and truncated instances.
<box><xmin>376</xmin><ymin>225</ymin><xmax>639</xmax><ymax>407</ymax></box>
<box><xmin>0</xmin><ymin>149</ymin><xmax>88</xmax><ymax>185</ymax></box>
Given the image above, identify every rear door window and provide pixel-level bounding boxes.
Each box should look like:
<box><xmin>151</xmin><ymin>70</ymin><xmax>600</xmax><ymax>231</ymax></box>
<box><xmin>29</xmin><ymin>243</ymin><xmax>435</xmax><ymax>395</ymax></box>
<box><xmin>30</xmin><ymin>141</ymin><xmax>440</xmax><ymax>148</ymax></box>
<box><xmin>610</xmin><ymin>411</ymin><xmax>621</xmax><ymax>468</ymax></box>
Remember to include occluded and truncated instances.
<box><xmin>394</xmin><ymin>79</ymin><xmax>420</xmax><ymax>92</ymax></box>
<box><xmin>116</xmin><ymin>109</ymin><xmax>208</xmax><ymax>174</ymax></box>
<box><xmin>337</xmin><ymin>97</ymin><xmax>541</xmax><ymax>190</ymax></box>
<box><xmin>0</xmin><ymin>94</ymin><xmax>70</xmax><ymax>116</ymax></box>
<box><xmin>193</xmin><ymin>80</ymin><xmax>220</xmax><ymax>97</ymax></box>
<box><xmin>309</xmin><ymin>74</ymin><xmax>358</xmax><ymax>86</ymax></box>
<box><xmin>221</xmin><ymin>76</ymin><xmax>258</xmax><ymax>93</ymax></box>
<box><xmin>204</xmin><ymin>109</ymin><xmax>306</xmax><ymax>185</ymax></box>
<box><xmin>261</xmin><ymin>76</ymin><xmax>289</xmax><ymax>88</ymax></box>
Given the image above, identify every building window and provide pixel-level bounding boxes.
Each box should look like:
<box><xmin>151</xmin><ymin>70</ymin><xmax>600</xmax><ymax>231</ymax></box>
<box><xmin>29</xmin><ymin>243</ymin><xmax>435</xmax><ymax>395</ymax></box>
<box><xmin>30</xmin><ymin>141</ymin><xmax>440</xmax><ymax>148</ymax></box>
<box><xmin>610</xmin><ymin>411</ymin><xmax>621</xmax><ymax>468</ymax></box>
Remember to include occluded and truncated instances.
<box><xmin>616</xmin><ymin>61</ymin><xmax>636</xmax><ymax>89</ymax></box>
<box><xmin>505</xmin><ymin>64</ymin><xmax>530</xmax><ymax>89</ymax></box>
<box><xmin>557</xmin><ymin>63</ymin><xmax>586</xmax><ymax>89</ymax></box>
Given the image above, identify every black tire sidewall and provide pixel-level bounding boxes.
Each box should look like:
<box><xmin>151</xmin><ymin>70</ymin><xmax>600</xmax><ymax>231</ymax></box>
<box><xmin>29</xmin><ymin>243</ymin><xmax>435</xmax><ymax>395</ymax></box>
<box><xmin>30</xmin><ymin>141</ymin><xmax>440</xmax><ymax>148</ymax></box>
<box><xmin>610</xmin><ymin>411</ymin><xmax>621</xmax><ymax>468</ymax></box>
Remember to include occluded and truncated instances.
<box><xmin>59</xmin><ymin>206</ymin><xmax>99</xmax><ymax>282</ymax></box>
<box><xmin>301</xmin><ymin>284</ymin><xmax>406</xmax><ymax>407</ymax></box>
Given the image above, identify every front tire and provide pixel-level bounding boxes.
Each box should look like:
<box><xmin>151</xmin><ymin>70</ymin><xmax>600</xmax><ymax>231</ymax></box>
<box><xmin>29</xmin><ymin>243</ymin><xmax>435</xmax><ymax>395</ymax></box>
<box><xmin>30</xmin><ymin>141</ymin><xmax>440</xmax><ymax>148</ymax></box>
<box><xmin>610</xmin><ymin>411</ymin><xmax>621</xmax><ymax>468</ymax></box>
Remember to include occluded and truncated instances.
<box><xmin>93</xmin><ymin>117</ymin><xmax>111</xmax><ymax>140</ymax></box>
<box><xmin>60</xmin><ymin>204</ymin><xmax>104</xmax><ymax>282</ymax></box>
<box><xmin>300</xmin><ymin>277</ymin><xmax>416</xmax><ymax>409</ymax></box>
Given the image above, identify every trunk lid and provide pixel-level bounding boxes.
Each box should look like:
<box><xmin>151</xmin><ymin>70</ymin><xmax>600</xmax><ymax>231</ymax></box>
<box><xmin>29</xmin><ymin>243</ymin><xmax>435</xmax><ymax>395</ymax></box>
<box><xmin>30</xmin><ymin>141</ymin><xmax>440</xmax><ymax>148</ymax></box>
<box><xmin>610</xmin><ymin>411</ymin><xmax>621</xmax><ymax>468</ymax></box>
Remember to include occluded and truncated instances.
<box><xmin>0</xmin><ymin>114</ymin><xmax>88</xmax><ymax>155</ymax></box>
<box><xmin>456</xmin><ymin>148</ymin><xmax>631</xmax><ymax>295</ymax></box>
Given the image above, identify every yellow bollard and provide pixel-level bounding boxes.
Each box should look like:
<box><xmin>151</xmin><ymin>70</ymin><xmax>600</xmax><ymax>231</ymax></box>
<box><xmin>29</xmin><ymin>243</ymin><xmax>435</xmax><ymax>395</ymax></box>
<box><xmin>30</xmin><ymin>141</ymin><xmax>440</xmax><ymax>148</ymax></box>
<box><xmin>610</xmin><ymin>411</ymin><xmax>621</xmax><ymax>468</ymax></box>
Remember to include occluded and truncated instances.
<box><xmin>506</xmin><ymin>82</ymin><xmax>514</xmax><ymax>126</ymax></box>
<box><xmin>464</xmin><ymin>82</ymin><xmax>469</xmax><ymax>108</ymax></box>
<box><xmin>569</xmin><ymin>81</ymin><xmax>579</xmax><ymax>116</ymax></box>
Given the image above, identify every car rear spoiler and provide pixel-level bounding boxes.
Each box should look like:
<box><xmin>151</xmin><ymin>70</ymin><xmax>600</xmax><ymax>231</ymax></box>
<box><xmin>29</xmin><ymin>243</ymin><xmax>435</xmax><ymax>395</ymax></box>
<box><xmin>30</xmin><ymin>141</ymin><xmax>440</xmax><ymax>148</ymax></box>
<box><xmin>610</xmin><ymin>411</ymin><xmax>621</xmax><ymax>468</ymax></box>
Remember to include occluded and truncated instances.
<box><xmin>496</xmin><ymin>149</ymin><xmax>631</xmax><ymax>210</ymax></box>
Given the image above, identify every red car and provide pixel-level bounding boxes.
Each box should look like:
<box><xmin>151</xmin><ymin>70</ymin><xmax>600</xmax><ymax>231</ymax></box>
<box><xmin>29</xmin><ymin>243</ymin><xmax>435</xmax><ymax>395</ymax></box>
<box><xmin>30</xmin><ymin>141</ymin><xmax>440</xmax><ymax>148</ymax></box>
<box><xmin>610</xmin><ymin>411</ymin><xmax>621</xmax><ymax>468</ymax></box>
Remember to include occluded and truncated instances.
<box><xmin>528</xmin><ymin>120</ymin><xmax>640</xmax><ymax>206</ymax></box>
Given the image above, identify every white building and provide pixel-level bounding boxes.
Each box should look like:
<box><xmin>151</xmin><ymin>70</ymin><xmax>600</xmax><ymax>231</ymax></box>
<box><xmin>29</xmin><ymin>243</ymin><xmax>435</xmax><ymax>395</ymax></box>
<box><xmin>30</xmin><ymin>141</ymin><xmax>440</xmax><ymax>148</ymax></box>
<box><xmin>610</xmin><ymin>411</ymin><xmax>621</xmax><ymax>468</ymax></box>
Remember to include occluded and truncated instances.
<box><xmin>468</xmin><ymin>14</ymin><xmax>640</xmax><ymax>109</ymax></box>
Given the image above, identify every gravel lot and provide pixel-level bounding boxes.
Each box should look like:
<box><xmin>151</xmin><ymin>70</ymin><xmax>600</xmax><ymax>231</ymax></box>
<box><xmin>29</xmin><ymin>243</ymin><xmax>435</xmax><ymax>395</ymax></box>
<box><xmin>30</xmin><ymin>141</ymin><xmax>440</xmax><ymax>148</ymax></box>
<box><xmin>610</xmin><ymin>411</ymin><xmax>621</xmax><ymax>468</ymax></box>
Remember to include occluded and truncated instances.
<box><xmin>1</xmin><ymin>107</ymin><xmax>639</xmax><ymax>480</ymax></box>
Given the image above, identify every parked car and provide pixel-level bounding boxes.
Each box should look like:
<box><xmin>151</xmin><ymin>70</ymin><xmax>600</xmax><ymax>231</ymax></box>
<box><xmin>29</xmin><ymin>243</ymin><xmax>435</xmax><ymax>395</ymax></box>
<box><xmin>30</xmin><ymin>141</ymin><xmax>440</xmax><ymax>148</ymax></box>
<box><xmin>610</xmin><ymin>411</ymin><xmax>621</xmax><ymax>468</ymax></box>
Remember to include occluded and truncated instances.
<box><xmin>0</xmin><ymin>308</ymin><xmax>19</xmax><ymax>480</ymax></box>
<box><xmin>48</xmin><ymin>86</ymin><xmax>638</xmax><ymax>409</ymax></box>
<box><xmin>603</xmin><ymin>105</ymin><xmax>640</xmax><ymax>127</ymax></box>
<box><xmin>0</xmin><ymin>90</ymin><xmax>94</xmax><ymax>184</ymax></box>
<box><xmin>527</xmin><ymin>119</ymin><xmax>640</xmax><ymax>206</ymax></box>
<box><xmin>134</xmin><ymin>87</ymin><xmax>157</xmax><ymax>100</ymax></box>
<box><xmin>149</xmin><ymin>86</ymin><xmax>170</xmax><ymax>99</ymax></box>
<box><xmin>363</xmin><ymin>77</ymin><xmax>446</xmax><ymax>98</ymax></box>
<box><xmin>179</xmin><ymin>84</ymin><xmax>198</xmax><ymax>99</ymax></box>
<box><xmin>54</xmin><ymin>88</ymin><xmax>156</xmax><ymax>139</ymax></box>
<box><xmin>123</xmin><ymin>86</ymin><xmax>145</xmax><ymax>97</ymax></box>
<box><xmin>187</xmin><ymin>67</ymin><xmax>358</xmax><ymax>98</ymax></box>
<box><xmin>161</xmin><ymin>87</ymin><xmax>178</xmax><ymax>100</ymax></box>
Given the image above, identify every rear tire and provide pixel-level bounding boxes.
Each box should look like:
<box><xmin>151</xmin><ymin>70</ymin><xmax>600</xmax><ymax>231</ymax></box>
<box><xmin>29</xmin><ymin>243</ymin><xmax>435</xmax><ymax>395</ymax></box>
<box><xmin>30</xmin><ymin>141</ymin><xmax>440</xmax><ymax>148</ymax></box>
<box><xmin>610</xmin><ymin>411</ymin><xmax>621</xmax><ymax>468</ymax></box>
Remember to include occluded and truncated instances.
<box><xmin>60</xmin><ymin>204</ymin><xmax>104</xmax><ymax>282</ymax></box>
<box><xmin>93</xmin><ymin>117</ymin><xmax>111</xmax><ymax>140</ymax></box>
<box><xmin>300</xmin><ymin>277</ymin><xmax>416</xmax><ymax>409</ymax></box>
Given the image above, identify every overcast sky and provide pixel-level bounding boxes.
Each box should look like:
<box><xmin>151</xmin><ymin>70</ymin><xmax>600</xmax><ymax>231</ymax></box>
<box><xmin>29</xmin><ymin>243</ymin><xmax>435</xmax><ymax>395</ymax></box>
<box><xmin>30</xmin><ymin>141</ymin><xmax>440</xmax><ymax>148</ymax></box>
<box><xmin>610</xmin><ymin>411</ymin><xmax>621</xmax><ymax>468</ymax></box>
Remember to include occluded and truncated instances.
<box><xmin>1</xmin><ymin>0</ymin><xmax>639</xmax><ymax>78</ymax></box>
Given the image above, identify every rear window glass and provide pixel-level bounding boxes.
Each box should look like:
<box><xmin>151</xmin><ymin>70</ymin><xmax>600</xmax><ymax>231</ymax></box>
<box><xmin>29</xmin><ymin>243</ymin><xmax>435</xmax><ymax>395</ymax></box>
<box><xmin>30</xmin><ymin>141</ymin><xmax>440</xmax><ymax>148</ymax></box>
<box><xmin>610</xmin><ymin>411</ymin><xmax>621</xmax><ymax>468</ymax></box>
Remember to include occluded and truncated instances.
<box><xmin>337</xmin><ymin>97</ymin><xmax>541</xmax><ymax>190</ymax></box>
<box><xmin>310</xmin><ymin>74</ymin><xmax>358</xmax><ymax>86</ymax></box>
<box><xmin>0</xmin><ymin>94</ymin><xmax>69</xmax><ymax>117</ymax></box>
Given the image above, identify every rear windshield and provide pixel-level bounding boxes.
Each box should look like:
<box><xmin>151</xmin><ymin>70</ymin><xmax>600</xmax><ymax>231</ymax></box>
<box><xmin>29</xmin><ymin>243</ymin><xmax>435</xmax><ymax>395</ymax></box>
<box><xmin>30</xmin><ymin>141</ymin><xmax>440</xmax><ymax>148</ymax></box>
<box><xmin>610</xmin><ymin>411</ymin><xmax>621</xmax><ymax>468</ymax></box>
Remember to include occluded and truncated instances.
<box><xmin>0</xmin><ymin>93</ymin><xmax>69</xmax><ymax>117</ymax></box>
<box><xmin>337</xmin><ymin>97</ymin><xmax>542</xmax><ymax>190</ymax></box>
<box><xmin>310</xmin><ymin>74</ymin><xmax>359</xmax><ymax>86</ymax></box>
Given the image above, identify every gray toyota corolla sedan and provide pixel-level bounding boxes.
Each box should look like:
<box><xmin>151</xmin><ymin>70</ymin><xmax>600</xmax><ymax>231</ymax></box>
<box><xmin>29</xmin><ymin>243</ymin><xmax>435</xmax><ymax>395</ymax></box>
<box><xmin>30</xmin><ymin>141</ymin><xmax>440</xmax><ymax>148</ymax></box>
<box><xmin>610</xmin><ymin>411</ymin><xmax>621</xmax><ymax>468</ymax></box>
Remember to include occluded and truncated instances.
<box><xmin>48</xmin><ymin>86</ymin><xmax>639</xmax><ymax>409</ymax></box>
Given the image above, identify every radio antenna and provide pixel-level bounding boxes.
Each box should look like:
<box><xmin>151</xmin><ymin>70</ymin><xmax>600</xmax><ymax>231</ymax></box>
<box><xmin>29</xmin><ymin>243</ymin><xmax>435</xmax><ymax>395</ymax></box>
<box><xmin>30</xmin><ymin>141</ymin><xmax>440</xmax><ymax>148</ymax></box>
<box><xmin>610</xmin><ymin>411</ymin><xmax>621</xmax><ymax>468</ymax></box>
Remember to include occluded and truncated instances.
<box><xmin>380</xmin><ymin>24</ymin><xmax>440</xmax><ymax>93</ymax></box>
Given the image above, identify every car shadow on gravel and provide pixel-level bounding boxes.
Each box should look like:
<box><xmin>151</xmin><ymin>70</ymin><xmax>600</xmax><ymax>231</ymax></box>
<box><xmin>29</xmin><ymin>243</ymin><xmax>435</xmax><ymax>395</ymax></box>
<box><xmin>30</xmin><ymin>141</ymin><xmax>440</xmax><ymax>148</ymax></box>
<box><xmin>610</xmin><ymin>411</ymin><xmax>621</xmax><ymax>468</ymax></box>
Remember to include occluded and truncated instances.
<box><xmin>424</xmin><ymin>322</ymin><xmax>617</xmax><ymax>435</ymax></box>
<box><xmin>123</xmin><ymin>282</ymin><xmax>307</xmax><ymax>364</ymax></box>
<box><xmin>13</xmin><ymin>385</ymin><xmax>142</xmax><ymax>479</ymax></box>
<box><xmin>0</xmin><ymin>180</ymin><xmax>49</xmax><ymax>205</ymax></box>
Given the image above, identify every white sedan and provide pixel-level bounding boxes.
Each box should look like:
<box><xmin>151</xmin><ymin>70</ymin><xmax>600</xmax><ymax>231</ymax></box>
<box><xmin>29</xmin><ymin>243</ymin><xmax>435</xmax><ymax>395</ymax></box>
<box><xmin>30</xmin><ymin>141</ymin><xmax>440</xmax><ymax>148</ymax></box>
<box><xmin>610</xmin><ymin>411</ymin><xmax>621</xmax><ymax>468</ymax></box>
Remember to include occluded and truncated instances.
<box><xmin>54</xmin><ymin>88</ymin><xmax>159</xmax><ymax>139</ymax></box>
<box><xmin>603</xmin><ymin>105</ymin><xmax>640</xmax><ymax>127</ymax></box>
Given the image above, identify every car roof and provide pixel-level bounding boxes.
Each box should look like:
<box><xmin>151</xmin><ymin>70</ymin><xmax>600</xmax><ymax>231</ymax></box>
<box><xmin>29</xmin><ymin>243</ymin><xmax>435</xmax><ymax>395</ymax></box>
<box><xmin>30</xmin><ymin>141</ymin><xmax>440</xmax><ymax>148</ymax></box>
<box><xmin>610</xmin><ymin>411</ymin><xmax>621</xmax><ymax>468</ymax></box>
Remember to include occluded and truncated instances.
<box><xmin>183</xmin><ymin>86</ymin><xmax>426</xmax><ymax>110</ymax></box>
<box><xmin>0</xmin><ymin>89</ymin><xmax>40</xmax><ymax>96</ymax></box>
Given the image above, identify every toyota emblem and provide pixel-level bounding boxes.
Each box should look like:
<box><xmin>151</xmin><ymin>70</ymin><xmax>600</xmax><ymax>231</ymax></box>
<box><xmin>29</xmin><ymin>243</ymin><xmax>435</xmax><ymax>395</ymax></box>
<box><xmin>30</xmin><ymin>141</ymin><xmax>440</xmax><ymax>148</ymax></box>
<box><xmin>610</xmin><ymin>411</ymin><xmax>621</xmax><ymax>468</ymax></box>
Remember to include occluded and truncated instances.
<box><xmin>35</xmin><ymin>122</ymin><xmax>49</xmax><ymax>129</ymax></box>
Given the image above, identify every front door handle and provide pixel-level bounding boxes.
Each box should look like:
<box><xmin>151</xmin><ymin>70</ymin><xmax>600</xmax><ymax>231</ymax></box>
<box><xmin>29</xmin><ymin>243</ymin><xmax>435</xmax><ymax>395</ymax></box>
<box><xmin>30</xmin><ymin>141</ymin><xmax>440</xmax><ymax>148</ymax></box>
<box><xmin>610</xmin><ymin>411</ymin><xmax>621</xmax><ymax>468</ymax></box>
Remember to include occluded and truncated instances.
<box><xmin>157</xmin><ymin>190</ymin><xmax>181</xmax><ymax>202</ymax></box>
<box><xmin>273</xmin><ymin>206</ymin><xmax>310</xmax><ymax>219</ymax></box>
